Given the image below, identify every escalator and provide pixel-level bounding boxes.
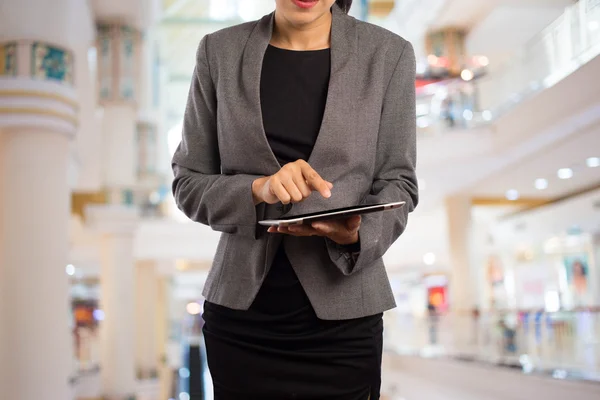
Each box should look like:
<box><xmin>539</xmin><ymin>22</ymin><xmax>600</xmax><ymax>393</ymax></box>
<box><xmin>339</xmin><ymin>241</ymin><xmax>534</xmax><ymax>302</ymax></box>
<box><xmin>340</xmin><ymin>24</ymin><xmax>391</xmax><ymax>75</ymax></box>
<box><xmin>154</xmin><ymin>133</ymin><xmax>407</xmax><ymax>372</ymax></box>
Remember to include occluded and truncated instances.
<box><xmin>170</xmin><ymin>334</ymin><xmax>211</xmax><ymax>400</ymax></box>
<box><xmin>188</xmin><ymin>343</ymin><xmax>205</xmax><ymax>400</ymax></box>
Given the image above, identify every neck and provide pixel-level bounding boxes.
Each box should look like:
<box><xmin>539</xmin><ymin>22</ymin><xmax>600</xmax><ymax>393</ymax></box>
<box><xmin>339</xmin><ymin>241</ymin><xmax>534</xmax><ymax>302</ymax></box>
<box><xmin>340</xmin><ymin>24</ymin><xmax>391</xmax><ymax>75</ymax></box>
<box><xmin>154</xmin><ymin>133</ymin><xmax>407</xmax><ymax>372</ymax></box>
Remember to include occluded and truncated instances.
<box><xmin>271</xmin><ymin>10</ymin><xmax>332</xmax><ymax>50</ymax></box>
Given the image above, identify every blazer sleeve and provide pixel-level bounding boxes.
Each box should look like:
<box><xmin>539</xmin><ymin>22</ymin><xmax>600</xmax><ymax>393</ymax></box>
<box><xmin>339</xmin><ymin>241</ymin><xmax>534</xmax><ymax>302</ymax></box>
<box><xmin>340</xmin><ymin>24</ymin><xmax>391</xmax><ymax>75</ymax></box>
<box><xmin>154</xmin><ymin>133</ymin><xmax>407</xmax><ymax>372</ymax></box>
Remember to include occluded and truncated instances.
<box><xmin>171</xmin><ymin>35</ymin><xmax>264</xmax><ymax>239</ymax></box>
<box><xmin>327</xmin><ymin>40</ymin><xmax>419</xmax><ymax>275</ymax></box>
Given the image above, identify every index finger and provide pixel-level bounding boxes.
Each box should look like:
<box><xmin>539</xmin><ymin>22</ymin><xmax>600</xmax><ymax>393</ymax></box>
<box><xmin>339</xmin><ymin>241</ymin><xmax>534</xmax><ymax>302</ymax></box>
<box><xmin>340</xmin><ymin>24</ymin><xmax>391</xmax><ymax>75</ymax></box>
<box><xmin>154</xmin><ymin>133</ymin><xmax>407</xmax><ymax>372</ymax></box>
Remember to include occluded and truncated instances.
<box><xmin>300</xmin><ymin>164</ymin><xmax>332</xmax><ymax>198</ymax></box>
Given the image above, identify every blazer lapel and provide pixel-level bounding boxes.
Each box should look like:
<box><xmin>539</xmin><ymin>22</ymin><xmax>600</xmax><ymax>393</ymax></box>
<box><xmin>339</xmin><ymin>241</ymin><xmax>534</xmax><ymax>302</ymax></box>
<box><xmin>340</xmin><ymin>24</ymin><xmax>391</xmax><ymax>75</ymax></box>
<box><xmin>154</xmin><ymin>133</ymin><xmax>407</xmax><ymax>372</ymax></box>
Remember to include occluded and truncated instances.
<box><xmin>240</xmin><ymin>11</ymin><xmax>280</xmax><ymax>176</ymax></box>
<box><xmin>306</xmin><ymin>5</ymin><xmax>358</xmax><ymax>176</ymax></box>
<box><xmin>239</xmin><ymin>5</ymin><xmax>358</xmax><ymax>178</ymax></box>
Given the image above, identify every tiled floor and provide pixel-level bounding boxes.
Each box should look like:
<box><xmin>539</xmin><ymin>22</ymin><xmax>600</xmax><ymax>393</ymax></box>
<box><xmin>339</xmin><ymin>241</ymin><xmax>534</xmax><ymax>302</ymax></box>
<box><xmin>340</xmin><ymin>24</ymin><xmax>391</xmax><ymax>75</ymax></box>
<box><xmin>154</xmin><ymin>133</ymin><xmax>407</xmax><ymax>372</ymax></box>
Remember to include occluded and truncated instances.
<box><xmin>380</xmin><ymin>353</ymin><xmax>600</xmax><ymax>400</ymax></box>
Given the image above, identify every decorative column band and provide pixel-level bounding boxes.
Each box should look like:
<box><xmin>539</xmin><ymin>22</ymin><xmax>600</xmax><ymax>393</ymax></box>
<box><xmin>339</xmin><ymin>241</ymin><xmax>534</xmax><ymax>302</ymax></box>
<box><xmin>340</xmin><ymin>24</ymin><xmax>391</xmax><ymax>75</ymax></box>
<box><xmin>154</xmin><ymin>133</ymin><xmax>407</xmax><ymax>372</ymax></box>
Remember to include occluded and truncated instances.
<box><xmin>0</xmin><ymin>40</ymin><xmax>74</xmax><ymax>85</ymax></box>
<box><xmin>97</xmin><ymin>22</ymin><xmax>142</xmax><ymax>105</ymax></box>
<box><xmin>0</xmin><ymin>77</ymin><xmax>79</xmax><ymax>134</ymax></box>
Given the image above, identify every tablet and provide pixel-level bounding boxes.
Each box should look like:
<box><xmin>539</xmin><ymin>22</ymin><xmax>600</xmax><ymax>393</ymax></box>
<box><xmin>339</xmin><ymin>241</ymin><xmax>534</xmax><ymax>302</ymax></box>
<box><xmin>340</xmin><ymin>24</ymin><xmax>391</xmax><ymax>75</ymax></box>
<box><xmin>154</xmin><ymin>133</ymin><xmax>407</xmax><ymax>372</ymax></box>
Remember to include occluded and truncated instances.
<box><xmin>258</xmin><ymin>201</ymin><xmax>406</xmax><ymax>227</ymax></box>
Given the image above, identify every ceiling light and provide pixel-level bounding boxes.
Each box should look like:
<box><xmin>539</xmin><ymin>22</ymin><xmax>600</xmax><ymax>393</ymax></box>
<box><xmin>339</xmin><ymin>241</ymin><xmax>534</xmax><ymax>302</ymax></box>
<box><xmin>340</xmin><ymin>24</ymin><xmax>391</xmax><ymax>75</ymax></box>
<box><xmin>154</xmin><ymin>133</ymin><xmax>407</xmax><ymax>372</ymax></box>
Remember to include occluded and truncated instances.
<box><xmin>423</xmin><ymin>253</ymin><xmax>436</xmax><ymax>266</ymax></box>
<box><xmin>66</xmin><ymin>264</ymin><xmax>75</xmax><ymax>276</ymax></box>
<box><xmin>186</xmin><ymin>302</ymin><xmax>202</xmax><ymax>315</ymax></box>
<box><xmin>477</xmin><ymin>56</ymin><xmax>489</xmax><ymax>67</ymax></box>
<box><xmin>463</xmin><ymin>109</ymin><xmax>474</xmax><ymax>121</ymax></box>
<box><xmin>506</xmin><ymin>189</ymin><xmax>520</xmax><ymax>201</ymax></box>
<box><xmin>534</xmin><ymin>178</ymin><xmax>548</xmax><ymax>190</ymax></box>
<box><xmin>557</xmin><ymin>168</ymin><xmax>573</xmax><ymax>179</ymax></box>
<box><xmin>461</xmin><ymin>69</ymin><xmax>474</xmax><ymax>81</ymax></box>
<box><xmin>586</xmin><ymin>157</ymin><xmax>600</xmax><ymax>168</ymax></box>
<box><xmin>482</xmin><ymin>110</ymin><xmax>493</xmax><ymax>121</ymax></box>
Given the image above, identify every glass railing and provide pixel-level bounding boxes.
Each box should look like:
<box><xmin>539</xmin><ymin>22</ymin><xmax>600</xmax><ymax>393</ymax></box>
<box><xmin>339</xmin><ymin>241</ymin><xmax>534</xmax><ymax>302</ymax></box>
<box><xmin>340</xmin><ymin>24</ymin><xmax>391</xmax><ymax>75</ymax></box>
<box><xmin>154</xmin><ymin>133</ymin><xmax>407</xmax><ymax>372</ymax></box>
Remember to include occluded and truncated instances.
<box><xmin>384</xmin><ymin>309</ymin><xmax>600</xmax><ymax>382</ymax></box>
<box><xmin>417</xmin><ymin>0</ymin><xmax>600</xmax><ymax>134</ymax></box>
<box><xmin>477</xmin><ymin>0</ymin><xmax>600</xmax><ymax>118</ymax></box>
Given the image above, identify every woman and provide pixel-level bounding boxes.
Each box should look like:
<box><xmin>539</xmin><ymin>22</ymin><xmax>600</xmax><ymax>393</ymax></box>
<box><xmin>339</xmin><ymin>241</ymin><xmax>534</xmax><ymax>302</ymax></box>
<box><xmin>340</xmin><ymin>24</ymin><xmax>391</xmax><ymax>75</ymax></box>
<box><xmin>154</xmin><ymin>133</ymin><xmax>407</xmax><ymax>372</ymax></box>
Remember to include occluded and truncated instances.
<box><xmin>172</xmin><ymin>0</ymin><xmax>418</xmax><ymax>398</ymax></box>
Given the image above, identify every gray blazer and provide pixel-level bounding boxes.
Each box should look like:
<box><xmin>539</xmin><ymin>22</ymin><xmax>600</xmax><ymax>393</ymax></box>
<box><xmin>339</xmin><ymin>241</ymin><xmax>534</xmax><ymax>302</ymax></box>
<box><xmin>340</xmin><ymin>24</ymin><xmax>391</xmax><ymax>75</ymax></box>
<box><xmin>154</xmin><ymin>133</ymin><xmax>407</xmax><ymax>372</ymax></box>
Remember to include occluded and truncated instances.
<box><xmin>172</xmin><ymin>4</ymin><xmax>418</xmax><ymax>320</ymax></box>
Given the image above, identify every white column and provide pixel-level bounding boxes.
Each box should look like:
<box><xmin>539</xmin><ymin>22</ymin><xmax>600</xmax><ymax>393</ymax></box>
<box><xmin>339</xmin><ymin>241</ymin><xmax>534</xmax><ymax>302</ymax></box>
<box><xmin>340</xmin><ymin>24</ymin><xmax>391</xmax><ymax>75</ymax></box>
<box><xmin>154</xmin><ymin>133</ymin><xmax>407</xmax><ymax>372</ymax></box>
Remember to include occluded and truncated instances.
<box><xmin>155</xmin><ymin>270</ymin><xmax>173</xmax><ymax>400</ymax></box>
<box><xmin>136</xmin><ymin>260</ymin><xmax>159</xmax><ymax>379</ymax></box>
<box><xmin>137</xmin><ymin>27</ymin><xmax>167</xmax><ymax>213</ymax></box>
<box><xmin>138</xmin><ymin>28</ymin><xmax>156</xmax><ymax>117</ymax></box>
<box><xmin>470</xmin><ymin>219</ymin><xmax>491</xmax><ymax>309</ymax></box>
<box><xmin>102</xmin><ymin>104</ymin><xmax>139</xmax><ymax>192</ymax></box>
<box><xmin>73</xmin><ymin>40</ymin><xmax>103</xmax><ymax>191</ymax></box>
<box><xmin>445</xmin><ymin>195</ymin><xmax>474</xmax><ymax>355</ymax></box>
<box><xmin>446</xmin><ymin>195</ymin><xmax>474</xmax><ymax>311</ymax></box>
<box><xmin>0</xmin><ymin>127</ymin><xmax>75</xmax><ymax>399</ymax></box>
<box><xmin>0</xmin><ymin>0</ymin><xmax>87</xmax><ymax>393</ymax></box>
<box><xmin>96</xmin><ymin>22</ymin><xmax>143</xmax><ymax>202</ymax></box>
<box><xmin>0</xmin><ymin>130</ymin><xmax>4</xmax><ymax>396</ymax></box>
<box><xmin>87</xmin><ymin>205</ymin><xmax>139</xmax><ymax>400</ymax></box>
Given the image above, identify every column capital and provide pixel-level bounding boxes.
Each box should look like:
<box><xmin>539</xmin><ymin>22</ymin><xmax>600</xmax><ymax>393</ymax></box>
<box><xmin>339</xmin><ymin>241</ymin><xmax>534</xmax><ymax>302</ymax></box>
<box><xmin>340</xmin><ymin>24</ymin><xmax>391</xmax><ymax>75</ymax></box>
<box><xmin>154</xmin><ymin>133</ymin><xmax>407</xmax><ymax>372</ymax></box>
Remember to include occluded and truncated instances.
<box><xmin>86</xmin><ymin>204</ymin><xmax>139</xmax><ymax>235</ymax></box>
<box><xmin>0</xmin><ymin>41</ymin><xmax>78</xmax><ymax>136</ymax></box>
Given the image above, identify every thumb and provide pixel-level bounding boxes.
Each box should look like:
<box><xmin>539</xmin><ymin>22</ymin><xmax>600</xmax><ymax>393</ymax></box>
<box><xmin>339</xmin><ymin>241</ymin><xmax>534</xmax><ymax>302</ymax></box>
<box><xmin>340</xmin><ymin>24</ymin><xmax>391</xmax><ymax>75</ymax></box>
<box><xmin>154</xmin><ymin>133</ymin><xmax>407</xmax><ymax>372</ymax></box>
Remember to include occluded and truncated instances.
<box><xmin>346</xmin><ymin>216</ymin><xmax>361</xmax><ymax>230</ymax></box>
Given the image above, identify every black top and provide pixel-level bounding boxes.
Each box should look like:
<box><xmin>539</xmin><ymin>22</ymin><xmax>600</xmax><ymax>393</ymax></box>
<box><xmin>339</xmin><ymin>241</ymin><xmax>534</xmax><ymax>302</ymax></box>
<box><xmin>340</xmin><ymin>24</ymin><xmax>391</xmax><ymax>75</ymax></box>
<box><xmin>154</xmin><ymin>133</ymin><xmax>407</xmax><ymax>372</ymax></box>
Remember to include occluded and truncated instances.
<box><xmin>260</xmin><ymin>45</ymin><xmax>330</xmax><ymax>165</ymax></box>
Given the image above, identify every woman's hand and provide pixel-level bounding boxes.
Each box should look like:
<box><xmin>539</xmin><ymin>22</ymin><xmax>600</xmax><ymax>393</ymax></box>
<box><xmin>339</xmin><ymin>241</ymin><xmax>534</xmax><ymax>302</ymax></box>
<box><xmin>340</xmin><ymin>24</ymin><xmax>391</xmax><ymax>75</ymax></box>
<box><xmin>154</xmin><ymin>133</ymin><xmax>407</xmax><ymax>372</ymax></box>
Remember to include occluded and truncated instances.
<box><xmin>267</xmin><ymin>215</ymin><xmax>361</xmax><ymax>245</ymax></box>
<box><xmin>252</xmin><ymin>160</ymin><xmax>333</xmax><ymax>205</ymax></box>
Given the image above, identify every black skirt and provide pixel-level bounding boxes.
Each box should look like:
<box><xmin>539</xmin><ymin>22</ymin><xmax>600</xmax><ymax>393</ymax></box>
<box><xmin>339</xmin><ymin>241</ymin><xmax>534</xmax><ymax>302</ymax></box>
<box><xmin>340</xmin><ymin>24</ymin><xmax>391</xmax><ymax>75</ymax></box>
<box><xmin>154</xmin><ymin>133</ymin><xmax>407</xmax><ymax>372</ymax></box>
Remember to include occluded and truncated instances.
<box><xmin>202</xmin><ymin>247</ymin><xmax>383</xmax><ymax>400</ymax></box>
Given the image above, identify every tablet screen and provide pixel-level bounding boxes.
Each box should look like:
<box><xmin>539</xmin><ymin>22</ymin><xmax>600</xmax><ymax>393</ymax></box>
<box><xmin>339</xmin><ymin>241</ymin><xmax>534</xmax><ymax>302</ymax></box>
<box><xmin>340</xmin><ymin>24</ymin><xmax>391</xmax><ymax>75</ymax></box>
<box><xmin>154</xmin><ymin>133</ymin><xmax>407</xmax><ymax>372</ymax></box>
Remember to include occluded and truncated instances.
<box><xmin>275</xmin><ymin>202</ymin><xmax>400</xmax><ymax>221</ymax></box>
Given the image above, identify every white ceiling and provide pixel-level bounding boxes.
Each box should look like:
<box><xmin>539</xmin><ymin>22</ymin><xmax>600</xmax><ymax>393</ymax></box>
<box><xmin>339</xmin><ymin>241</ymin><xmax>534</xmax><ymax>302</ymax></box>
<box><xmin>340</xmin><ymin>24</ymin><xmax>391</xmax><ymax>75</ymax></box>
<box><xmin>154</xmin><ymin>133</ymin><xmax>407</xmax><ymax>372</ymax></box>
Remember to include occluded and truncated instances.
<box><xmin>473</xmin><ymin>123</ymin><xmax>600</xmax><ymax>199</ymax></box>
<box><xmin>466</xmin><ymin>5</ymin><xmax>569</xmax><ymax>70</ymax></box>
<box><xmin>430</xmin><ymin>0</ymin><xmax>572</xmax><ymax>30</ymax></box>
<box><xmin>492</xmin><ymin>187</ymin><xmax>600</xmax><ymax>249</ymax></box>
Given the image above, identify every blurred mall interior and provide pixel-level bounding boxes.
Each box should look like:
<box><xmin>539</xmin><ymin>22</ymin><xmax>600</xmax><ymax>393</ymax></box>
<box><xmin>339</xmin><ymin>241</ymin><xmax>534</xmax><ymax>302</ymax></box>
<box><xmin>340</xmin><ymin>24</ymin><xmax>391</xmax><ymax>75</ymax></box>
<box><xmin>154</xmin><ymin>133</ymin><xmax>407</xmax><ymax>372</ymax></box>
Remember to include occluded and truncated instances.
<box><xmin>1</xmin><ymin>0</ymin><xmax>600</xmax><ymax>399</ymax></box>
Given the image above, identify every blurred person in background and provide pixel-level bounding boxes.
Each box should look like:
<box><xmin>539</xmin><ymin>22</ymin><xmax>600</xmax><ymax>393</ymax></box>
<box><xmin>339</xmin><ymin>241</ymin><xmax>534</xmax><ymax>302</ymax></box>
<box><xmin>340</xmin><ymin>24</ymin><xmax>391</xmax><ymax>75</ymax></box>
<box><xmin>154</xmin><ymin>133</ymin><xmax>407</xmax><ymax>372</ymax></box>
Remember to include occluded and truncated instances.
<box><xmin>172</xmin><ymin>0</ymin><xmax>418</xmax><ymax>398</ymax></box>
<box><xmin>427</xmin><ymin>302</ymin><xmax>438</xmax><ymax>345</ymax></box>
<box><xmin>571</xmin><ymin>260</ymin><xmax>588</xmax><ymax>294</ymax></box>
<box><xmin>570</xmin><ymin>259</ymin><xmax>592</xmax><ymax>308</ymax></box>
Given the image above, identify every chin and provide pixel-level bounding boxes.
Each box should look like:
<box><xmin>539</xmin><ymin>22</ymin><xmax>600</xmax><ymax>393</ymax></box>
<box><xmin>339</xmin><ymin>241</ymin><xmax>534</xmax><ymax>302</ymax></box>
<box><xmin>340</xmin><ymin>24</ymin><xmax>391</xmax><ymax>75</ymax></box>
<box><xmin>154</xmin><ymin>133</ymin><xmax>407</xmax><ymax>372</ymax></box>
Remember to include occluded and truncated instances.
<box><xmin>278</xmin><ymin>0</ymin><xmax>335</xmax><ymax>26</ymax></box>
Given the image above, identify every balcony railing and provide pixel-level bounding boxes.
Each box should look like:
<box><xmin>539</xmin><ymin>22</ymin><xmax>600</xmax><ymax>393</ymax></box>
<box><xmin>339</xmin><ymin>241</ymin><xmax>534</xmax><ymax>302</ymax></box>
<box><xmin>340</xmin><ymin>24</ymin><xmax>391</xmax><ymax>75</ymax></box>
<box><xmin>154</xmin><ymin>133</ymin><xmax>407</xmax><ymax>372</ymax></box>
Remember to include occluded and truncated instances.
<box><xmin>477</xmin><ymin>0</ymin><xmax>600</xmax><ymax>118</ymax></box>
<box><xmin>384</xmin><ymin>309</ymin><xmax>600</xmax><ymax>382</ymax></box>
